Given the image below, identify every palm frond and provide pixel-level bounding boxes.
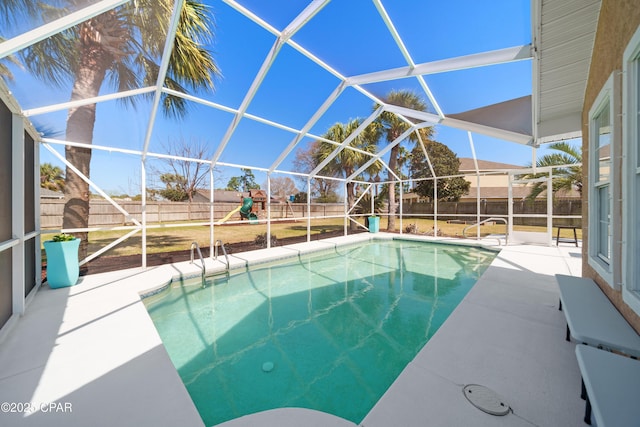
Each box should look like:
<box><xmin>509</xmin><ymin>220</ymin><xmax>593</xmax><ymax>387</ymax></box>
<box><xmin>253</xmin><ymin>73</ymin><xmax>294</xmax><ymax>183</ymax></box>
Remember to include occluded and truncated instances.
<box><xmin>545</xmin><ymin>141</ymin><xmax>582</xmax><ymax>162</ymax></box>
<box><xmin>0</xmin><ymin>0</ymin><xmax>41</xmax><ymax>26</ymax></box>
<box><xmin>523</xmin><ymin>142</ymin><xmax>583</xmax><ymax>200</ymax></box>
<box><xmin>0</xmin><ymin>36</ymin><xmax>23</xmax><ymax>80</ymax></box>
<box><xmin>21</xmin><ymin>31</ymin><xmax>77</xmax><ymax>87</ymax></box>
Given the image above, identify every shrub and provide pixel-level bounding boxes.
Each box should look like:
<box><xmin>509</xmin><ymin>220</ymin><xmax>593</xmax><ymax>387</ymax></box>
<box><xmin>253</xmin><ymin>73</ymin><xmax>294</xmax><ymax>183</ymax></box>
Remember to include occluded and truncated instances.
<box><xmin>254</xmin><ymin>233</ymin><xmax>277</xmax><ymax>248</ymax></box>
<box><xmin>405</xmin><ymin>223</ymin><xmax>419</xmax><ymax>234</ymax></box>
<box><xmin>52</xmin><ymin>233</ymin><xmax>76</xmax><ymax>242</ymax></box>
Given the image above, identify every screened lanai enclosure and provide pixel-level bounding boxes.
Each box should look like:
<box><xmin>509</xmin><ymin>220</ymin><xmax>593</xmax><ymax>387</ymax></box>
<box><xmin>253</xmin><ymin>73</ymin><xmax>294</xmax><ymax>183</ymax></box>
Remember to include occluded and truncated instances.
<box><xmin>1</xmin><ymin>0</ymin><xmax>592</xmax><ymax>329</ymax></box>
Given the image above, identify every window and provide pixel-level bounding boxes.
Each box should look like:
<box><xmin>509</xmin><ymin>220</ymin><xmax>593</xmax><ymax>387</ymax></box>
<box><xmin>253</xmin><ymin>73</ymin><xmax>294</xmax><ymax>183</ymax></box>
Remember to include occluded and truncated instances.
<box><xmin>594</xmin><ymin>102</ymin><xmax>611</xmax><ymax>263</ymax></box>
<box><xmin>588</xmin><ymin>73</ymin><xmax>618</xmax><ymax>286</ymax></box>
<box><xmin>622</xmin><ymin>25</ymin><xmax>640</xmax><ymax>314</ymax></box>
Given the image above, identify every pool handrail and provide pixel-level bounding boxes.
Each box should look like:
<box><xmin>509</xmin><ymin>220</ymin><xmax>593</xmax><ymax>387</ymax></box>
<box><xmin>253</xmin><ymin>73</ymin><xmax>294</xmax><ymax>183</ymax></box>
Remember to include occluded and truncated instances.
<box><xmin>462</xmin><ymin>217</ymin><xmax>509</xmax><ymax>246</ymax></box>
<box><xmin>190</xmin><ymin>241</ymin><xmax>206</xmax><ymax>287</ymax></box>
<box><xmin>214</xmin><ymin>240</ymin><xmax>230</xmax><ymax>270</ymax></box>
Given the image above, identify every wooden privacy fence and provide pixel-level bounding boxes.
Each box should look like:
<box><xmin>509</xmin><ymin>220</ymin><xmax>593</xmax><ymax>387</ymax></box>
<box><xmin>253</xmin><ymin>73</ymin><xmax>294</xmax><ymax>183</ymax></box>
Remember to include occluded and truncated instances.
<box><xmin>41</xmin><ymin>199</ymin><xmax>582</xmax><ymax>229</ymax></box>
<box><xmin>40</xmin><ymin>200</ymin><xmax>346</xmax><ymax>229</ymax></box>
<box><xmin>404</xmin><ymin>199</ymin><xmax>582</xmax><ymax>227</ymax></box>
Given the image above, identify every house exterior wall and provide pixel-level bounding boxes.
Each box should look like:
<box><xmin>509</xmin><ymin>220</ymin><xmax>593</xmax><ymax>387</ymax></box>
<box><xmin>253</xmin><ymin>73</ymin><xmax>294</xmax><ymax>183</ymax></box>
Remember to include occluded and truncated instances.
<box><xmin>582</xmin><ymin>0</ymin><xmax>640</xmax><ymax>332</ymax></box>
<box><xmin>465</xmin><ymin>174</ymin><xmax>511</xmax><ymax>188</ymax></box>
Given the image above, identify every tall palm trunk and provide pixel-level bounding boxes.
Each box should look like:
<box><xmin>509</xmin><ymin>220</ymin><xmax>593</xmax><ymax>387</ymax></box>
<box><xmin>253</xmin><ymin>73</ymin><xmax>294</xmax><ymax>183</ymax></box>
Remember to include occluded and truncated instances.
<box><xmin>387</xmin><ymin>145</ymin><xmax>399</xmax><ymax>231</ymax></box>
<box><xmin>62</xmin><ymin>21</ymin><xmax>112</xmax><ymax>259</ymax></box>
<box><xmin>346</xmin><ymin>181</ymin><xmax>356</xmax><ymax>231</ymax></box>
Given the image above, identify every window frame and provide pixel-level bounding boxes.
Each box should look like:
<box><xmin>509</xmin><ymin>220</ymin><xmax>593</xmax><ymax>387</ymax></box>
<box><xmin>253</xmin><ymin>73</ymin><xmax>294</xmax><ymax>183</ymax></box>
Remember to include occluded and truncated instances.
<box><xmin>588</xmin><ymin>72</ymin><xmax>618</xmax><ymax>288</ymax></box>
<box><xmin>622</xmin><ymin>25</ymin><xmax>640</xmax><ymax>314</ymax></box>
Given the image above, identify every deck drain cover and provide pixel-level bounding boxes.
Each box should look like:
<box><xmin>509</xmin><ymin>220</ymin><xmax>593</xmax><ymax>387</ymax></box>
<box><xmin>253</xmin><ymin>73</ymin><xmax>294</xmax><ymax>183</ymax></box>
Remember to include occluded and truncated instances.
<box><xmin>463</xmin><ymin>384</ymin><xmax>510</xmax><ymax>416</ymax></box>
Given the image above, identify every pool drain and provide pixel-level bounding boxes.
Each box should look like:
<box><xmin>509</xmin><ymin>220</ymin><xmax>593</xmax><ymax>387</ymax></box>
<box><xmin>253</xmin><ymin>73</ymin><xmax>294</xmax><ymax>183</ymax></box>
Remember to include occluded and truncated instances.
<box><xmin>463</xmin><ymin>384</ymin><xmax>510</xmax><ymax>416</ymax></box>
<box><xmin>262</xmin><ymin>361</ymin><xmax>274</xmax><ymax>373</ymax></box>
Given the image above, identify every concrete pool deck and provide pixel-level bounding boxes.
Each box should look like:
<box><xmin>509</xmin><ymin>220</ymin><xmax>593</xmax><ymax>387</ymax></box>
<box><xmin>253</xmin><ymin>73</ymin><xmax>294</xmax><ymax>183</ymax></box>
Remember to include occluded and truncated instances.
<box><xmin>0</xmin><ymin>233</ymin><xmax>584</xmax><ymax>426</ymax></box>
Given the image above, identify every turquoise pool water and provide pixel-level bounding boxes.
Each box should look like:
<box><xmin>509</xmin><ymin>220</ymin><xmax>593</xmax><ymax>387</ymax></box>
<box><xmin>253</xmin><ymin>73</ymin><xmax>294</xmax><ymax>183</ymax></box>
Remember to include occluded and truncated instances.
<box><xmin>144</xmin><ymin>239</ymin><xmax>496</xmax><ymax>425</ymax></box>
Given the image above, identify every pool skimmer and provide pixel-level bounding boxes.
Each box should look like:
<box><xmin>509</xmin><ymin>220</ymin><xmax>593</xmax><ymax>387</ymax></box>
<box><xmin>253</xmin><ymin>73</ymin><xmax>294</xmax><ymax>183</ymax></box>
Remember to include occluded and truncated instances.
<box><xmin>463</xmin><ymin>384</ymin><xmax>510</xmax><ymax>416</ymax></box>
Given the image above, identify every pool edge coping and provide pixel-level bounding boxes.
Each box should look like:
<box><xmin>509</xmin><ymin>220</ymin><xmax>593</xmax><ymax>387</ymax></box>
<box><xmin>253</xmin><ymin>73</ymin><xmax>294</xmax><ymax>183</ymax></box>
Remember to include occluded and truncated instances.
<box><xmin>137</xmin><ymin>233</ymin><xmax>501</xmax><ymax>300</ymax></box>
<box><xmin>133</xmin><ymin>233</ymin><xmax>502</xmax><ymax>426</ymax></box>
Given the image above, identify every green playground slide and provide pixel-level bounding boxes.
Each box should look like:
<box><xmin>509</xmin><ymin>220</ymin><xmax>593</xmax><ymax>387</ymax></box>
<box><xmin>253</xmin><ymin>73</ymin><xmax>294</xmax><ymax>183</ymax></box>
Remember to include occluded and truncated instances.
<box><xmin>239</xmin><ymin>197</ymin><xmax>258</xmax><ymax>223</ymax></box>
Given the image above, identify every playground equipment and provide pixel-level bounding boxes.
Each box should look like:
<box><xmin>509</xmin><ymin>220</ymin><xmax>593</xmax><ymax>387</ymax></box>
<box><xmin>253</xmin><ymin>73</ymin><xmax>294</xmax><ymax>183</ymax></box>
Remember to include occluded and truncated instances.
<box><xmin>239</xmin><ymin>197</ymin><xmax>258</xmax><ymax>223</ymax></box>
<box><xmin>218</xmin><ymin>190</ymin><xmax>264</xmax><ymax>224</ymax></box>
<box><xmin>219</xmin><ymin>206</ymin><xmax>241</xmax><ymax>223</ymax></box>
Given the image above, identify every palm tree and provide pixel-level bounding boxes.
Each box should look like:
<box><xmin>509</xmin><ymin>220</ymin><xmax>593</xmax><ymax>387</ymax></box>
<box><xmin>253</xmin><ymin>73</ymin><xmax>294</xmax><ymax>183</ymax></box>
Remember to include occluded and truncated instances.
<box><xmin>377</xmin><ymin>90</ymin><xmax>429</xmax><ymax>231</ymax></box>
<box><xmin>40</xmin><ymin>163</ymin><xmax>66</xmax><ymax>192</ymax></box>
<box><xmin>314</xmin><ymin>119</ymin><xmax>380</xmax><ymax>229</ymax></box>
<box><xmin>525</xmin><ymin>141</ymin><xmax>582</xmax><ymax>200</ymax></box>
<box><xmin>2</xmin><ymin>0</ymin><xmax>220</xmax><ymax>258</ymax></box>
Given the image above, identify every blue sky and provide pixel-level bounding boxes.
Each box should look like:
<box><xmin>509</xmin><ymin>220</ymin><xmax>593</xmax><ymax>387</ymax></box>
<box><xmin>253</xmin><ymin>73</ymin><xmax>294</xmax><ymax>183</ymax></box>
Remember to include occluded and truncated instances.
<box><xmin>6</xmin><ymin>0</ymin><xmax>577</xmax><ymax>196</ymax></box>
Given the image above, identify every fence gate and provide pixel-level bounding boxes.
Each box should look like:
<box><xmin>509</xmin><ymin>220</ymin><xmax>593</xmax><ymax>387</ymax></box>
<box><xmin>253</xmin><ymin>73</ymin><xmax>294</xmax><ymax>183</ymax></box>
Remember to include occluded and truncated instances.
<box><xmin>508</xmin><ymin>169</ymin><xmax>553</xmax><ymax>246</ymax></box>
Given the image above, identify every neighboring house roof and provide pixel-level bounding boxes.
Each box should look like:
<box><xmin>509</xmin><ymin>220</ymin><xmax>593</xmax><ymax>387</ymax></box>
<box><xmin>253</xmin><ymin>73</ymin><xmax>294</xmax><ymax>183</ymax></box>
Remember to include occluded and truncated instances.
<box><xmin>458</xmin><ymin>158</ymin><xmax>524</xmax><ymax>172</ymax></box>
<box><xmin>40</xmin><ymin>188</ymin><xmax>64</xmax><ymax>199</ymax></box>
<box><xmin>193</xmin><ymin>189</ymin><xmax>244</xmax><ymax>203</ymax></box>
<box><xmin>193</xmin><ymin>189</ymin><xmax>279</xmax><ymax>203</ymax></box>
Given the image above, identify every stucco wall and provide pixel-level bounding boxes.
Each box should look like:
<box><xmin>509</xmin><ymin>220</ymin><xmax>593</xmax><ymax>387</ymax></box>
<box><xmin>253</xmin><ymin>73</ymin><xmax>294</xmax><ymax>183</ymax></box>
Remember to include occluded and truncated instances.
<box><xmin>582</xmin><ymin>0</ymin><xmax>640</xmax><ymax>332</ymax></box>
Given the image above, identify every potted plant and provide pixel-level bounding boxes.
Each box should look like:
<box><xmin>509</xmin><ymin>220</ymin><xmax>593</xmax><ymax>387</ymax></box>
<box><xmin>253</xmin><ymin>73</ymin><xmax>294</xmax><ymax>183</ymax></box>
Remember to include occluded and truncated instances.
<box><xmin>368</xmin><ymin>216</ymin><xmax>380</xmax><ymax>233</ymax></box>
<box><xmin>43</xmin><ymin>233</ymin><xmax>80</xmax><ymax>288</ymax></box>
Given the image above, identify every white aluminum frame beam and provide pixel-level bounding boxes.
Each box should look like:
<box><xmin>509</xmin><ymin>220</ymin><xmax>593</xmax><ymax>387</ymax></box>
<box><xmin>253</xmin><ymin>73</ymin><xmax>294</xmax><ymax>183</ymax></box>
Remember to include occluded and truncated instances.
<box><xmin>23</xmin><ymin>86</ymin><xmax>157</xmax><ymax>117</ymax></box>
<box><xmin>372</xmin><ymin>0</ymin><xmax>444</xmax><ymax>118</ymax></box>
<box><xmin>181</xmin><ymin>0</ymin><xmax>441</xmax><ymax>182</ymax></box>
<box><xmin>531</xmin><ymin>0</ymin><xmax>542</xmax><ymax>144</ymax></box>
<box><xmin>211</xmin><ymin>38</ymin><xmax>284</xmax><ymax>165</ymax></box>
<box><xmin>383</xmin><ymin>104</ymin><xmax>442</xmax><ymax>124</ymax></box>
<box><xmin>270</xmin><ymin>81</ymin><xmax>347</xmax><ymax>172</ymax></box>
<box><xmin>468</xmin><ymin>131</ymin><xmax>481</xmax><ymax>239</ymax></box>
<box><xmin>308</xmin><ymin>106</ymin><xmax>383</xmax><ymax>177</ymax></box>
<box><xmin>217</xmin><ymin>0</ymin><xmax>394</xmax><ymax>173</ymax></box>
<box><xmin>44</xmin><ymin>137</ymin><xmax>346</xmax><ymax>182</ymax></box>
<box><xmin>12</xmin><ymin>114</ymin><xmax>25</xmax><ymax>315</ymax></box>
<box><xmin>347</xmin><ymin>122</ymin><xmax>431</xmax><ymax>181</ymax></box>
<box><xmin>0</xmin><ymin>0</ymin><xmax>554</xmax><ymax>277</ymax></box>
<box><xmin>348</xmin><ymin>184</ymin><xmax>373</xmax><ymax>214</ymax></box>
<box><xmin>42</xmin><ymin>143</ymin><xmax>142</xmax><ymax>228</ymax></box>
<box><xmin>163</xmin><ymin>87</ymin><xmax>382</xmax><ymax>163</ymax></box>
<box><xmin>81</xmin><ymin>229</ymin><xmax>140</xmax><ymax>266</ymax></box>
<box><xmin>280</xmin><ymin>0</ymin><xmax>330</xmax><ymax>41</ymax></box>
<box><xmin>164</xmin><ymin>87</ymin><xmax>342</xmax><ymax>145</ymax></box>
<box><xmin>415</xmin><ymin>130</ymin><xmax>436</xmax><ymax>178</ymax></box>
<box><xmin>441</xmin><ymin>116</ymin><xmax>533</xmax><ymax>145</ymax></box>
<box><xmin>346</xmin><ymin>45</ymin><xmax>532</xmax><ymax>86</ymax></box>
<box><xmin>211</xmin><ymin>0</ymin><xmax>330</xmax><ymax>166</ymax></box>
<box><xmin>221</xmin><ymin>0</ymin><xmax>345</xmax><ymax>82</ymax></box>
<box><xmin>0</xmin><ymin>0</ymin><xmax>129</xmax><ymax>59</ymax></box>
<box><xmin>141</xmin><ymin>0</ymin><xmax>185</xmax><ymax>158</ymax></box>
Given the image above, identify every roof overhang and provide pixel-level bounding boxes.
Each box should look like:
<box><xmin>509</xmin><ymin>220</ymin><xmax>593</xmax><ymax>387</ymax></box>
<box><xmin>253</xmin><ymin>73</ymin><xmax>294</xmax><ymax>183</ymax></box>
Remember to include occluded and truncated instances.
<box><xmin>440</xmin><ymin>0</ymin><xmax>601</xmax><ymax>147</ymax></box>
<box><xmin>445</xmin><ymin>96</ymin><xmax>533</xmax><ymax>145</ymax></box>
<box><xmin>531</xmin><ymin>0</ymin><xmax>601</xmax><ymax>144</ymax></box>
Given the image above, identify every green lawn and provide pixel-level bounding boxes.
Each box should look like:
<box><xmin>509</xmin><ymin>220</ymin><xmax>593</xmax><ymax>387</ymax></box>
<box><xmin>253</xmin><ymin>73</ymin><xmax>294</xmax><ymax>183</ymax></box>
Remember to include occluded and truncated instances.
<box><xmin>42</xmin><ymin>218</ymin><xmax>349</xmax><ymax>257</ymax></box>
<box><xmin>41</xmin><ymin>216</ymin><xmax>582</xmax><ymax>258</ymax></box>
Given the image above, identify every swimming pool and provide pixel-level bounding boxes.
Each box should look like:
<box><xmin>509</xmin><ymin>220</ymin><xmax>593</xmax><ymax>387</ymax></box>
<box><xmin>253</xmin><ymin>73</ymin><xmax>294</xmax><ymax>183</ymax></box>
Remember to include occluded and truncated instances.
<box><xmin>144</xmin><ymin>239</ymin><xmax>497</xmax><ymax>425</ymax></box>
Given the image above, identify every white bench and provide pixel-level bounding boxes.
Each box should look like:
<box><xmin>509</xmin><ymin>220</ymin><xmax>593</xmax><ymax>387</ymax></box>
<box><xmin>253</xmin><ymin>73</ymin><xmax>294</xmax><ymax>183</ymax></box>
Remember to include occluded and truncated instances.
<box><xmin>575</xmin><ymin>344</ymin><xmax>640</xmax><ymax>426</ymax></box>
<box><xmin>555</xmin><ymin>274</ymin><xmax>640</xmax><ymax>358</ymax></box>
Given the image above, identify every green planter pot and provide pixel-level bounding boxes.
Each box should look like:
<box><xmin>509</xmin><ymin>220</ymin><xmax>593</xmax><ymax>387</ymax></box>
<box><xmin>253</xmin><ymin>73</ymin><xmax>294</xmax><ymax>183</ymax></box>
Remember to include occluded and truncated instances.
<box><xmin>43</xmin><ymin>238</ymin><xmax>80</xmax><ymax>288</ymax></box>
<box><xmin>368</xmin><ymin>216</ymin><xmax>380</xmax><ymax>233</ymax></box>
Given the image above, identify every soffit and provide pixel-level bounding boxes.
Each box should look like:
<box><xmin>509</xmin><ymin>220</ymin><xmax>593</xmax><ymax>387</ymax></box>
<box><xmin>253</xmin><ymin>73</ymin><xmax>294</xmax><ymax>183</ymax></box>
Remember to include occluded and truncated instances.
<box><xmin>534</xmin><ymin>0</ymin><xmax>601</xmax><ymax>143</ymax></box>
